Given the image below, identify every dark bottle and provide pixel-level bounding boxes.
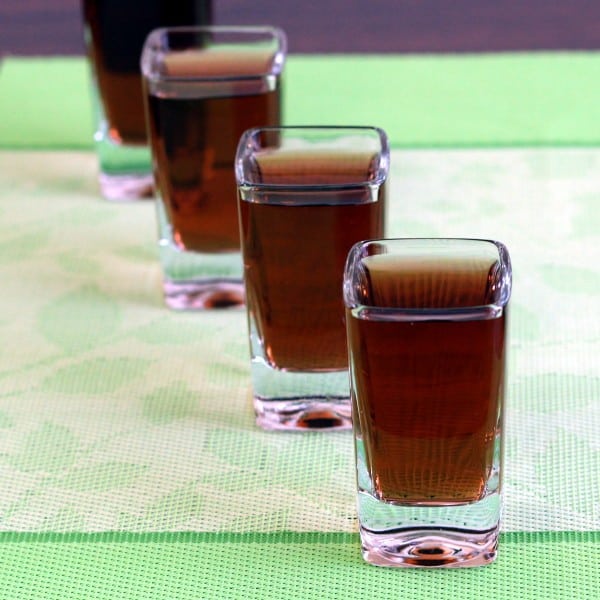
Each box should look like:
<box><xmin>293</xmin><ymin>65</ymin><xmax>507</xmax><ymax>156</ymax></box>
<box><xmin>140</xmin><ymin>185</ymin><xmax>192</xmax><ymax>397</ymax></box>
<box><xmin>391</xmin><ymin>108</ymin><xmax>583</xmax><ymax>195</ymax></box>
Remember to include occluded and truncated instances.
<box><xmin>81</xmin><ymin>0</ymin><xmax>213</xmax><ymax>145</ymax></box>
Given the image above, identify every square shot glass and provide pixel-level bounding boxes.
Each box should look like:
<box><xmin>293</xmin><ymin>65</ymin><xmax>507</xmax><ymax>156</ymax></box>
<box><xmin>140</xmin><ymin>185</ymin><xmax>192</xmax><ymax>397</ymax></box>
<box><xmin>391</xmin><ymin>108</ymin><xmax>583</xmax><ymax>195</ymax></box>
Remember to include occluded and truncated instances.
<box><xmin>343</xmin><ymin>238</ymin><xmax>512</xmax><ymax>567</ymax></box>
<box><xmin>141</xmin><ymin>26</ymin><xmax>286</xmax><ymax>309</ymax></box>
<box><xmin>236</xmin><ymin>126</ymin><xmax>389</xmax><ymax>430</ymax></box>
<box><xmin>81</xmin><ymin>0</ymin><xmax>213</xmax><ymax>200</ymax></box>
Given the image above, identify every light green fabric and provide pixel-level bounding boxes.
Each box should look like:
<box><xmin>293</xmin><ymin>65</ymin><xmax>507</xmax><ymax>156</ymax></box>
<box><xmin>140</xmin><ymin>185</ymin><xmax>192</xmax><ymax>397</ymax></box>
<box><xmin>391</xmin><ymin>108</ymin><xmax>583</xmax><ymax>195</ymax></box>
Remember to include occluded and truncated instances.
<box><xmin>0</xmin><ymin>58</ymin><xmax>95</xmax><ymax>149</ymax></box>
<box><xmin>0</xmin><ymin>149</ymin><xmax>598</xmax><ymax>535</ymax></box>
<box><xmin>0</xmin><ymin>54</ymin><xmax>599</xmax><ymax>595</ymax></box>
<box><xmin>0</xmin><ymin>533</ymin><xmax>598</xmax><ymax>600</ymax></box>
<box><xmin>2</xmin><ymin>53</ymin><xmax>600</xmax><ymax>148</ymax></box>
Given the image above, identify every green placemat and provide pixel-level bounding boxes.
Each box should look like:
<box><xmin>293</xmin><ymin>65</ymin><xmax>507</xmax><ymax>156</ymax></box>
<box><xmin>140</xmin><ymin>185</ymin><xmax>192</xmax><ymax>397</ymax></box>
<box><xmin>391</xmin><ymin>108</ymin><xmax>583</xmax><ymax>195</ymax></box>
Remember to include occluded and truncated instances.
<box><xmin>1</xmin><ymin>532</ymin><xmax>598</xmax><ymax>600</ymax></box>
<box><xmin>0</xmin><ymin>149</ymin><xmax>598</xmax><ymax>535</ymax></box>
<box><xmin>2</xmin><ymin>53</ymin><xmax>600</xmax><ymax>149</ymax></box>
<box><xmin>0</xmin><ymin>146</ymin><xmax>598</xmax><ymax>597</ymax></box>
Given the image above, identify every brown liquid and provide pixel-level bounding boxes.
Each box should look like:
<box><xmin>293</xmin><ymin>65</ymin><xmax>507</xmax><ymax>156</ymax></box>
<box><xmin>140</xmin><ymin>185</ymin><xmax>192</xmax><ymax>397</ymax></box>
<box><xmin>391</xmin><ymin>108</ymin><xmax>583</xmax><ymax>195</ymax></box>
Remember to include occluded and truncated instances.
<box><xmin>240</xmin><ymin>160</ymin><xmax>385</xmax><ymax>370</ymax></box>
<box><xmin>347</xmin><ymin>255</ymin><xmax>505</xmax><ymax>504</ymax></box>
<box><xmin>82</xmin><ymin>0</ymin><xmax>212</xmax><ymax>145</ymax></box>
<box><xmin>147</xmin><ymin>73</ymin><xmax>280</xmax><ymax>253</ymax></box>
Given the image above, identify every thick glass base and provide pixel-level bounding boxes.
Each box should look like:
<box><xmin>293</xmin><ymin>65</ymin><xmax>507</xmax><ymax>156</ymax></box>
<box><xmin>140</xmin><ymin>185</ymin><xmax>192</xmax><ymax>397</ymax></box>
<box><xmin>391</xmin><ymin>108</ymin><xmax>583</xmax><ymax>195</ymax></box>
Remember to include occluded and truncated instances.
<box><xmin>94</xmin><ymin>123</ymin><xmax>153</xmax><ymax>201</ymax></box>
<box><xmin>251</xmin><ymin>359</ymin><xmax>351</xmax><ymax>431</ymax></box>
<box><xmin>99</xmin><ymin>172</ymin><xmax>154</xmax><ymax>201</ymax></box>
<box><xmin>357</xmin><ymin>489</ymin><xmax>501</xmax><ymax>568</ymax></box>
<box><xmin>360</xmin><ymin>524</ymin><xmax>498</xmax><ymax>568</ymax></box>
<box><xmin>254</xmin><ymin>396</ymin><xmax>352</xmax><ymax>431</ymax></box>
<box><xmin>163</xmin><ymin>279</ymin><xmax>244</xmax><ymax>310</ymax></box>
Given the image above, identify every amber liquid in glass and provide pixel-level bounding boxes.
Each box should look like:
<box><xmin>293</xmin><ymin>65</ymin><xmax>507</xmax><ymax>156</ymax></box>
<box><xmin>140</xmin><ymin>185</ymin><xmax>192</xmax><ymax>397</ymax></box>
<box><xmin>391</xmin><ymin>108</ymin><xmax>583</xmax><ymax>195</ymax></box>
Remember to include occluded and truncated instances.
<box><xmin>240</xmin><ymin>153</ymin><xmax>385</xmax><ymax>371</ymax></box>
<box><xmin>82</xmin><ymin>0</ymin><xmax>212</xmax><ymax>145</ymax></box>
<box><xmin>347</xmin><ymin>256</ymin><xmax>505</xmax><ymax>504</ymax></box>
<box><xmin>146</xmin><ymin>57</ymin><xmax>280</xmax><ymax>253</ymax></box>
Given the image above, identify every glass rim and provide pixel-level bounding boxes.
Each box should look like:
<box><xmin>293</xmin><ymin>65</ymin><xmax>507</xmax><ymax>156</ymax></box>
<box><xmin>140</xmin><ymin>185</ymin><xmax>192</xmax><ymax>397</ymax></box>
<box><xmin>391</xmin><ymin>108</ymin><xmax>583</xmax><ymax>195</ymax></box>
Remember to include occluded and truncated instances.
<box><xmin>141</xmin><ymin>25</ymin><xmax>287</xmax><ymax>83</ymax></box>
<box><xmin>343</xmin><ymin>237</ymin><xmax>512</xmax><ymax>316</ymax></box>
<box><xmin>235</xmin><ymin>126</ymin><xmax>390</xmax><ymax>190</ymax></box>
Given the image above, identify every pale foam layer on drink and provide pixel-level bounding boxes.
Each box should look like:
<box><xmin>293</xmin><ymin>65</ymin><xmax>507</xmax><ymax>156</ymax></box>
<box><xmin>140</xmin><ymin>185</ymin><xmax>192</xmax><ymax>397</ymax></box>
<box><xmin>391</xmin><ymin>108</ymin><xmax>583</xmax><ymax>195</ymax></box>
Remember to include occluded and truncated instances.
<box><xmin>162</xmin><ymin>48</ymin><xmax>277</xmax><ymax>78</ymax></box>
<box><xmin>360</xmin><ymin>252</ymin><xmax>499</xmax><ymax>308</ymax></box>
<box><xmin>252</xmin><ymin>149</ymin><xmax>379</xmax><ymax>185</ymax></box>
<box><xmin>148</xmin><ymin>49</ymin><xmax>279</xmax><ymax>98</ymax></box>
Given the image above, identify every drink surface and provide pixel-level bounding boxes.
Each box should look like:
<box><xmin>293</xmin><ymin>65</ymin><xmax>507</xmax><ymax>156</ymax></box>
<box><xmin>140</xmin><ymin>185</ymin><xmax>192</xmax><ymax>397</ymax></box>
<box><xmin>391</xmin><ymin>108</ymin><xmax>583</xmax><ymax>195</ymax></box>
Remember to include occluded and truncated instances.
<box><xmin>240</xmin><ymin>153</ymin><xmax>384</xmax><ymax>370</ymax></box>
<box><xmin>148</xmin><ymin>83</ymin><xmax>280</xmax><ymax>253</ymax></box>
<box><xmin>82</xmin><ymin>0</ymin><xmax>212</xmax><ymax>145</ymax></box>
<box><xmin>244</xmin><ymin>148</ymin><xmax>381</xmax><ymax>185</ymax></box>
<box><xmin>347</xmin><ymin>252</ymin><xmax>505</xmax><ymax>504</ymax></box>
<box><xmin>359</xmin><ymin>253</ymin><xmax>499</xmax><ymax>308</ymax></box>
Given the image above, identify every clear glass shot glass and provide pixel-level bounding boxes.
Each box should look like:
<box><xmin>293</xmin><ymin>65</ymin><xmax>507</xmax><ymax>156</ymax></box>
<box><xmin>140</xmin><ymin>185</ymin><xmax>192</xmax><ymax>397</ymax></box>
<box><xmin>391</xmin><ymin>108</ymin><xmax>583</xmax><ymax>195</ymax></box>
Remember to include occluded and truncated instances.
<box><xmin>81</xmin><ymin>0</ymin><xmax>213</xmax><ymax>200</ymax></box>
<box><xmin>236</xmin><ymin>126</ymin><xmax>389</xmax><ymax>430</ymax></box>
<box><xmin>141</xmin><ymin>26</ymin><xmax>286</xmax><ymax>310</ymax></box>
<box><xmin>344</xmin><ymin>238</ymin><xmax>512</xmax><ymax>567</ymax></box>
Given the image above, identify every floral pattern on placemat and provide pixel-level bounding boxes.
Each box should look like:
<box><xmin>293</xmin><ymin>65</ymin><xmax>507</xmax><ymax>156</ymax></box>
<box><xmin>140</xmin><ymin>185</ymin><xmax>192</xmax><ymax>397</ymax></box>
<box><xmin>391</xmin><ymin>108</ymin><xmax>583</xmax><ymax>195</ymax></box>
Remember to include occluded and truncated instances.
<box><xmin>0</xmin><ymin>149</ymin><xmax>598</xmax><ymax>532</ymax></box>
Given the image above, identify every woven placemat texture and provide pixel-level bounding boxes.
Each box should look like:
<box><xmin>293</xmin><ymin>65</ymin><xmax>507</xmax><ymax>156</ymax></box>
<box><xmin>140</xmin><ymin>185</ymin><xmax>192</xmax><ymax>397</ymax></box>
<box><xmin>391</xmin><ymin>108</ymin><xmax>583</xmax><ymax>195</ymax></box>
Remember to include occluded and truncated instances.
<box><xmin>0</xmin><ymin>532</ymin><xmax>597</xmax><ymax>600</ymax></box>
<box><xmin>0</xmin><ymin>149</ymin><xmax>598</xmax><ymax>534</ymax></box>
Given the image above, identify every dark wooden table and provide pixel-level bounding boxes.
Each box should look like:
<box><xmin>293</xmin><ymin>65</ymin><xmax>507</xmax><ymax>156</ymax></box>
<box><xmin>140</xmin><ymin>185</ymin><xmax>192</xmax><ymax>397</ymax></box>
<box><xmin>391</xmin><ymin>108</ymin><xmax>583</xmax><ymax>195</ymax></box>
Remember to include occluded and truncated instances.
<box><xmin>1</xmin><ymin>0</ymin><xmax>599</xmax><ymax>55</ymax></box>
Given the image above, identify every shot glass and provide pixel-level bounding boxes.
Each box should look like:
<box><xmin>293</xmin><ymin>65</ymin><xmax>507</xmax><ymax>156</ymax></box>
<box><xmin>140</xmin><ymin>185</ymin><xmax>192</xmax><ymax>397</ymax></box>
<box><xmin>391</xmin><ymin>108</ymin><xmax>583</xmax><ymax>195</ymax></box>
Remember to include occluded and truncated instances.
<box><xmin>81</xmin><ymin>0</ymin><xmax>213</xmax><ymax>200</ymax></box>
<box><xmin>236</xmin><ymin>126</ymin><xmax>389</xmax><ymax>430</ymax></box>
<box><xmin>344</xmin><ymin>238</ymin><xmax>512</xmax><ymax>567</ymax></box>
<box><xmin>141</xmin><ymin>26</ymin><xmax>286</xmax><ymax>310</ymax></box>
